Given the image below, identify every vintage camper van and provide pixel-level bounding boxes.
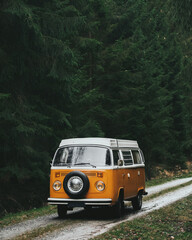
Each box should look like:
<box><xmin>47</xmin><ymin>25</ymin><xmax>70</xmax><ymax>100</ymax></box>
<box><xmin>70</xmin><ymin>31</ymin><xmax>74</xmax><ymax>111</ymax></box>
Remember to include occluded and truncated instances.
<box><xmin>48</xmin><ymin>138</ymin><xmax>147</xmax><ymax>218</ymax></box>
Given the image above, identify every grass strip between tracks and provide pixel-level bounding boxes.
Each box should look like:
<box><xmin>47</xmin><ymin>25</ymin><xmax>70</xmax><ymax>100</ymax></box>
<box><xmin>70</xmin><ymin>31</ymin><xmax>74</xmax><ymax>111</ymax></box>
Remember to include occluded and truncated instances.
<box><xmin>0</xmin><ymin>176</ymin><xmax>191</xmax><ymax>228</ymax></box>
<box><xmin>145</xmin><ymin>172</ymin><xmax>192</xmax><ymax>187</ymax></box>
<box><xmin>14</xmin><ymin>219</ymin><xmax>78</xmax><ymax>240</ymax></box>
<box><xmin>144</xmin><ymin>180</ymin><xmax>192</xmax><ymax>201</ymax></box>
<box><xmin>93</xmin><ymin>195</ymin><xmax>192</xmax><ymax>240</ymax></box>
<box><xmin>3</xmin><ymin>180</ymin><xmax>192</xmax><ymax>240</ymax></box>
<box><xmin>0</xmin><ymin>206</ymin><xmax>56</xmax><ymax>228</ymax></box>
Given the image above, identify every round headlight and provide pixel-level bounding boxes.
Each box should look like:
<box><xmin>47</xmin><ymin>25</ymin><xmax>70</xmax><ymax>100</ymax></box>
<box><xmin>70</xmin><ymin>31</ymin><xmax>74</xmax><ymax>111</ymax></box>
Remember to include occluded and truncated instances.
<box><xmin>53</xmin><ymin>180</ymin><xmax>61</xmax><ymax>191</ymax></box>
<box><xmin>96</xmin><ymin>181</ymin><xmax>105</xmax><ymax>191</ymax></box>
<box><xmin>67</xmin><ymin>176</ymin><xmax>83</xmax><ymax>193</ymax></box>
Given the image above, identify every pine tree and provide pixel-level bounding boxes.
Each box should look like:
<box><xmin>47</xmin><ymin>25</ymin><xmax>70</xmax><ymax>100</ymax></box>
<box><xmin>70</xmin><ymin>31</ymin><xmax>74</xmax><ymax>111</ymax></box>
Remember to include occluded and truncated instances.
<box><xmin>0</xmin><ymin>0</ymin><xmax>81</xmax><ymax>213</ymax></box>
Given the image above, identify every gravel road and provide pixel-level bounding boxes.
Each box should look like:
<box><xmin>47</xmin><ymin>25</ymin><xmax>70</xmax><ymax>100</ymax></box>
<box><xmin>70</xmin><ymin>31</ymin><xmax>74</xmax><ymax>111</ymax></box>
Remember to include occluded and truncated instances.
<box><xmin>0</xmin><ymin>177</ymin><xmax>192</xmax><ymax>240</ymax></box>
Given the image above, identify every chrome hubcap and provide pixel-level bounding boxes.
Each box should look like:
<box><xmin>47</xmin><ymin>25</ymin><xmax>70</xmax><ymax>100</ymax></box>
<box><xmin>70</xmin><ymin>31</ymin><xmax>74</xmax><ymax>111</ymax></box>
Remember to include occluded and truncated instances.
<box><xmin>67</xmin><ymin>176</ymin><xmax>83</xmax><ymax>193</ymax></box>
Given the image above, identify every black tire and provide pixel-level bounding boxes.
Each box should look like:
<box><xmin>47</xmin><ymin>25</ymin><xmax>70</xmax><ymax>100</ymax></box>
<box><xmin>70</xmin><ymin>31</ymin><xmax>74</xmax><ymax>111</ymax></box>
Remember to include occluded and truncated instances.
<box><xmin>63</xmin><ymin>171</ymin><xmax>90</xmax><ymax>199</ymax></box>
<box><xmin>57</xmin><ymin>205</ymin><xmax>67</xmax><ymax>218</ymax></box>
<box><xmin>84</xmin><ymin>206</ymin><xmax>92</xmax><ymax>211</ymax></box>
<box><xmin>113</xmin><ymin>196</ymin><xmax>124</xmax><ymax>218</ymax></box>
<box><xmin>132</xmin><ymin>193</ymin><xmax>142</xmax><ymax>211</ymax></box>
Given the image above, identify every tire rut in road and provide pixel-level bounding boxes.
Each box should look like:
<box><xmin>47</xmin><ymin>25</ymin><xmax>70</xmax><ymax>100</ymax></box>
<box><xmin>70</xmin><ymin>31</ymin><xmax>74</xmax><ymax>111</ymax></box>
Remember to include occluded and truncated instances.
<box><xmin>37</xmin><ymin>183</ymin><xmax>192</xmax><ymax>240</ymax></box>
<box><xmin>0</xmin><ymin>177</ymin><xmax>192</xmax><ymax>240</ymax></box>
<box><xmin>146</xmin><ymin>177</ymin><xmax>192</xmax><ymax>196</ymax></box>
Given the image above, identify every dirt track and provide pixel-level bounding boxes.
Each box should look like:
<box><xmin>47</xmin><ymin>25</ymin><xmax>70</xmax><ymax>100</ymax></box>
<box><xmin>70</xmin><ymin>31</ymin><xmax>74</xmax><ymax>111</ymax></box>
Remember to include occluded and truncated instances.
<box><xmin>0</xmin><ymin>177</ymin><xmax>192</xmax><ymax>240</ymax></box>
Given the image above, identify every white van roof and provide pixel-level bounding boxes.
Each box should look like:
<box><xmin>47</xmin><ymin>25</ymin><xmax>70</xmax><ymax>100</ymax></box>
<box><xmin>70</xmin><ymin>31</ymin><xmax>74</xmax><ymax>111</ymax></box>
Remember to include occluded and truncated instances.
<box><xmin>59</xmin><ymin>138</ymin><xmax>139</xmax><ymax>149</ymax></box>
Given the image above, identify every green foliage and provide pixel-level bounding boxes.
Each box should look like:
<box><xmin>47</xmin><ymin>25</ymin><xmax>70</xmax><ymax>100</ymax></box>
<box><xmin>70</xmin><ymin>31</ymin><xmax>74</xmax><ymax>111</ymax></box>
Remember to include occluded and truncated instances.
<box><xmin>0</xmin><ymin>0</ymin><xmax>192</xmax><ymax>215</ymax></box>
<box><xmin>0</xmin><ymin>0</ymin><xmax>79</xmax><ymax>214</ymax></box>
<box><xmin>172</xmin><ymin>0</ymin><xmax>192</xmax><ymax>30</ymax></box>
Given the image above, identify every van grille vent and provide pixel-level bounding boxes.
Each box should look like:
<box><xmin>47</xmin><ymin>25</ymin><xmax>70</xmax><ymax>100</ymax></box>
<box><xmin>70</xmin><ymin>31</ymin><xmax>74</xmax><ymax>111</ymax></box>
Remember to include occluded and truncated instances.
<box><xmin>86</xmin><ymin>172</ymin><xmax>96</xmax><ymax>177</ymax></box>
<box><xmin>61</xmin><ymin>172</ymin><xmax>96</xmax><ymax>177</ymax></box>
<box><xmin>61</xmin><ymin>172</ymin><xmax>68</xmax><ymax>176</ymax></box>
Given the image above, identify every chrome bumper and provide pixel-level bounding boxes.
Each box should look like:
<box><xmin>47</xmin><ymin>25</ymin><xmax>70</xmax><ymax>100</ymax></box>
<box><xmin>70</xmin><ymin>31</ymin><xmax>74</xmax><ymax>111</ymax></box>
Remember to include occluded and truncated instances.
<box><xmin>47</xmin><ymin>198</ymin><xmax>112</xmax><ymax>206</ymax></box>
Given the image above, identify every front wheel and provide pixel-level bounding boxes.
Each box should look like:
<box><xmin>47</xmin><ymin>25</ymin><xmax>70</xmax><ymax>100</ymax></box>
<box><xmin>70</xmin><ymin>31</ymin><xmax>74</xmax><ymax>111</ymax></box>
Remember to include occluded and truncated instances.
<box><xmin>84</xmin><ymin>206</ymin><xmax>92</xmax><ymax>211</ymax></box>
<box><xmin>132</xmin><ymin>193</ymin><xmax>142</xmax><ymax>211</ymax></box>
<box><xmin>113</xmin><ymin>197</ymin><xmax>124</xmax><ymax>218</ymax></box>
<box><xmin>57</xmin><ymin>205</ymin><xmax>67</xmax><ymax>218</ymax></box>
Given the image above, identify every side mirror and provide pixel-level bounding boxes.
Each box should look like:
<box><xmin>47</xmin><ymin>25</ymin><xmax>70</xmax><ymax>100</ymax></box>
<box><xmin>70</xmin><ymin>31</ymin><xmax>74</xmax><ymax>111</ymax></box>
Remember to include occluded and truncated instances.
<box><xmin>118</xmin><ymin>159</ymin><xmax>124</xmax><ymax>166</ymax></box>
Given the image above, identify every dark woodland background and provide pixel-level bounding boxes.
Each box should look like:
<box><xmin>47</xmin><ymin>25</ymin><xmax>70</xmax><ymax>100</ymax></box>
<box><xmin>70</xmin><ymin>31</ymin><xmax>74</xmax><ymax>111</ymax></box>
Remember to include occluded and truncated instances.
<box><xmin>0</xmin><ymin>0</ymin><xmax>192</xmax><ymax>216</ymax></box>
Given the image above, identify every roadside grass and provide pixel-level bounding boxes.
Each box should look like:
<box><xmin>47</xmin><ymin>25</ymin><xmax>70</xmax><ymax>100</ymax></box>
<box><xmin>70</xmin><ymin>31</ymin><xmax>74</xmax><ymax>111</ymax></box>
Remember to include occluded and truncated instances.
<box><xmin>146</xmin><ymin>171</ymin><xmax>192</xmax><ymax>187</ymax></box>
<box><xmin>0</xmin><ymin>205</ymin><xmax>56</xmax><ymax>228</ymax></box>
<box><xmin>4</xmin><ymin>181</ymin><xmax>192</xmax><ymax>240</ymax></box>
<box><xmin>14</xmin><ymin>219</ymin><xmax>77</xmax><ymax>240</ymax></box>
<box><xmin>144</xmin><ymin>180</ymin><xmax>192</xmax><ymax>201</ymax></box>
<box><xmin>0</xmin><ymin>172</ymin><xmax>191</xmax><ymax>228</ymax></box>
<box><xmin>93</xmin><ymin>194</ymin><xmax>192</xmax><ymax>240</ymax></box>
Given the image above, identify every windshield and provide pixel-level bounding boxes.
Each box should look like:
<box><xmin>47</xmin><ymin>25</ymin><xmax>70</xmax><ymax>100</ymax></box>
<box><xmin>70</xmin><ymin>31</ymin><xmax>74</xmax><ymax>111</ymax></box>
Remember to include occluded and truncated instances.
<box><xmin>53</xmin><ymin>146</ymin><xmax>111</xmax><ymax>167</ymax></box>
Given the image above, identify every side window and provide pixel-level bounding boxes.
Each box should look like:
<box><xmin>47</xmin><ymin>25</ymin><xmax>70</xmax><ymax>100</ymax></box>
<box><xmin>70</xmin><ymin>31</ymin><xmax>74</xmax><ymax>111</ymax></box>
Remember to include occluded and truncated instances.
<box><xmin>113</xmin><ymin>150</ymin><xmax>119</xmax><ymax>165</ymax></box>
<box><xmin>132</xmin><ymin>150</ymin><xmax>142</xmax><ymax>164</ymax></box>
<box><xmin>122</xmin><ymin>151</ymin><xmax>133</xmax><ymax>165</ymax></box>
<box><xmin>140</xmin><ymin>150</ymin><xmax>145</xmax><ymax>163</ymax></box>
<box><xmin>106</xmin><ymin>149</ymin><xmax>111</xmax><ymax>165</ymax></box>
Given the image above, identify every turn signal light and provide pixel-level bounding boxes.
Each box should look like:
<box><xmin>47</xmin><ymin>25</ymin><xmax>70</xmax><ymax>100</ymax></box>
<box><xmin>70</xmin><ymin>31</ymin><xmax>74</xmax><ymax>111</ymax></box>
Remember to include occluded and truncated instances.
<box><xmin>55</xmin><ymin>172</ymin><xmax>60</xmax><ymax>178</ymax></box>
<box><xmin>97</xmin><ymin>172</ymin><xmax>103</xmax><ymax>178</ymax></box>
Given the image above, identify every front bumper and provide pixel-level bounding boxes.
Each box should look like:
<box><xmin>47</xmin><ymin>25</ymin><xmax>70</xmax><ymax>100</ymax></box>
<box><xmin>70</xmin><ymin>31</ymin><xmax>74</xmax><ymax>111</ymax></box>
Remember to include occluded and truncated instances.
<box><xmin>47</xmin><ymin>198</ymin><xmax>112</xmax><ymax>207</ymax></box>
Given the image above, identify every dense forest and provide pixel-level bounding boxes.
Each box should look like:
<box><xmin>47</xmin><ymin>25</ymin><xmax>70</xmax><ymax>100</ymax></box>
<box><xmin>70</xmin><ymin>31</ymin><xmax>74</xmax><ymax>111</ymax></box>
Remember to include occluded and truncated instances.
<box><xmin>0</xmin><ymin>0</ymin><xmax>192</xmax><ymax>215</ymax></box>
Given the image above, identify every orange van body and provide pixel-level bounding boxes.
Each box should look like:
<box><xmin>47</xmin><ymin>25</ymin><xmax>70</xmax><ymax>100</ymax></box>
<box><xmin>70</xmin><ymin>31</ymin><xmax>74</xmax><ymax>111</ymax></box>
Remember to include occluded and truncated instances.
<box><xmin>48</xmin><ymin>138</ymin><xmax>147</xmax><ymax>217</ymax></box>
<box><xmin>49</xmin><ymin>167</ymin><xmax>145</xmax><ymax>203</ymax></box>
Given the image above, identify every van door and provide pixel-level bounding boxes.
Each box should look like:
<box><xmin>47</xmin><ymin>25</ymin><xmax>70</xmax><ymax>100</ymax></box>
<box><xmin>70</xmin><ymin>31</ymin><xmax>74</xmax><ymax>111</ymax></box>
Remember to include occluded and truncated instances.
<box><xmin>121</xmin><ymin>150</ymin><xmax>137</xmax><ymax>199</ymax></box>
<box><xmin>112</xmin><ymin>150</ymin><xmax>124</xmax><ymax>200</ymax></box>
<box><xmin>132</xmin><ymin>150</ymin><xmax>145</xmax><ymax>192</ymax></box>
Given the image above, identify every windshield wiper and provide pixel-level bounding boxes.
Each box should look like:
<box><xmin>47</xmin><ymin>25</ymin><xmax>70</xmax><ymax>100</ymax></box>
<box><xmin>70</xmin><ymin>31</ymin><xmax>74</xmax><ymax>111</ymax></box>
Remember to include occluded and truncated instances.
<box><xmin>74</xmin><ymin>162</ymin><xmax>96</xmax><ymax>168</ymax></box>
